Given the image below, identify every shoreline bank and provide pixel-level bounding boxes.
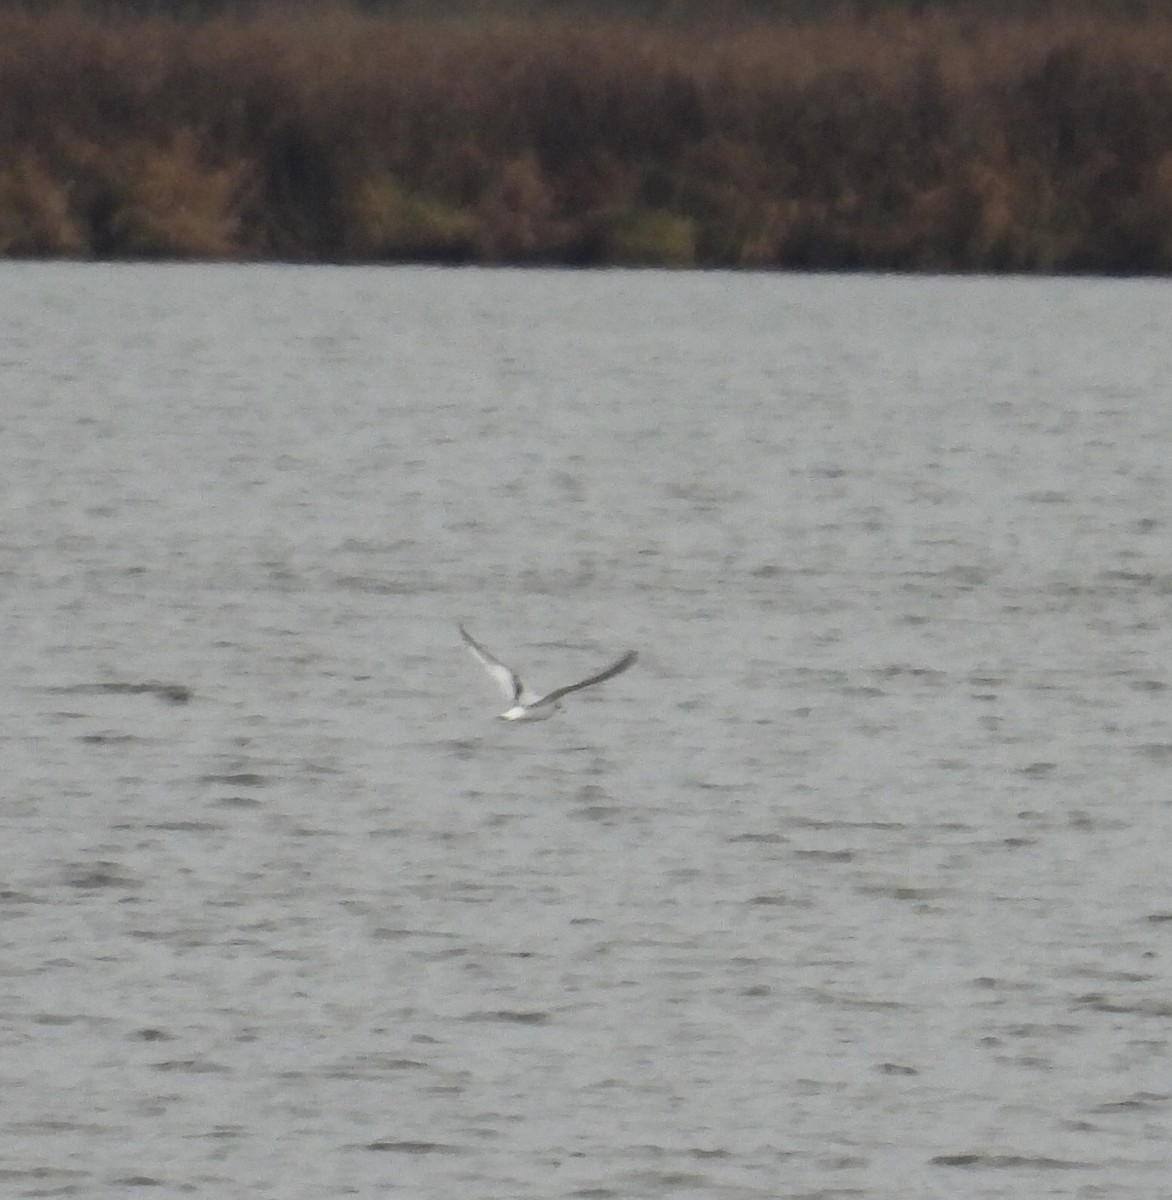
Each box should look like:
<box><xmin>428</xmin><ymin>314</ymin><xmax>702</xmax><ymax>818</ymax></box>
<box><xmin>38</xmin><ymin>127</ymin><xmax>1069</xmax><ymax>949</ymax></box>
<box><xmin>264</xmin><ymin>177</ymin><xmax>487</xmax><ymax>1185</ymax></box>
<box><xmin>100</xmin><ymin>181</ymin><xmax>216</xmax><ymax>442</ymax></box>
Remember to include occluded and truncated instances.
<box><xmin>3</xmin><ymin>5</ymin><xmax>1172</xmax><ymax>271</ymax></box>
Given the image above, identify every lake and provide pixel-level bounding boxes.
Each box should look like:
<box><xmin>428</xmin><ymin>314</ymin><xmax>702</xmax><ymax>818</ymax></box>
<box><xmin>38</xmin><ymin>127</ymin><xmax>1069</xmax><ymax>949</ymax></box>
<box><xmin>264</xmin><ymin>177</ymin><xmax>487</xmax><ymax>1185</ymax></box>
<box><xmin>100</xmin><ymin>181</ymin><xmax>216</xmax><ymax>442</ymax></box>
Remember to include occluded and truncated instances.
<box><xmin>2</xmin><ymin>263</ymin><xmax>1171</xmax><ymax>1199</ymax></box>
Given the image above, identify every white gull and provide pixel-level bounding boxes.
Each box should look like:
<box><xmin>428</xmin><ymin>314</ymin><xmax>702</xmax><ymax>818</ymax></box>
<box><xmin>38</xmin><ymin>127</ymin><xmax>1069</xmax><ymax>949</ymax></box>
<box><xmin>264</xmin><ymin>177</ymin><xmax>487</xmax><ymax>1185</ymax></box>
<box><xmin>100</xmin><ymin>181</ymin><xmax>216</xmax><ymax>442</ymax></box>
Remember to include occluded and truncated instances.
<box><xmin>459</xmin><ymin>625</ymin><xmax>637</xmax><ymax>721</ymax></box>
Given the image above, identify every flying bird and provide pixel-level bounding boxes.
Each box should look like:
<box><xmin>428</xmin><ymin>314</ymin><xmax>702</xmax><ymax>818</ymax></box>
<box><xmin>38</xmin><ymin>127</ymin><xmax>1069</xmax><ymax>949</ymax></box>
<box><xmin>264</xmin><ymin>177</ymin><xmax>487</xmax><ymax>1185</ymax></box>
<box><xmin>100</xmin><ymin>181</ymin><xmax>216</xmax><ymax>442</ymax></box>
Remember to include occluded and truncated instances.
<box><xmin>459</xmin><ymin>625</ymin><xmax>637</xmax><ymax>721</ymax></box>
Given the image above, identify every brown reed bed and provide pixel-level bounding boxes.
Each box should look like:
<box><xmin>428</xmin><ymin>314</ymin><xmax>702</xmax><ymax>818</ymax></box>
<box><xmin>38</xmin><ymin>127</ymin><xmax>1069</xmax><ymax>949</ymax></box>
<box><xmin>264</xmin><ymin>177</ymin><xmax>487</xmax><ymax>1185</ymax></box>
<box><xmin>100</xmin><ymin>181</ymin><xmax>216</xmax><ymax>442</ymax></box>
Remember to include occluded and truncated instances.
<box><xmin>2</xmin><ymin>3</ymin><xmax>1172</xmax><ymax>269</ymax></box>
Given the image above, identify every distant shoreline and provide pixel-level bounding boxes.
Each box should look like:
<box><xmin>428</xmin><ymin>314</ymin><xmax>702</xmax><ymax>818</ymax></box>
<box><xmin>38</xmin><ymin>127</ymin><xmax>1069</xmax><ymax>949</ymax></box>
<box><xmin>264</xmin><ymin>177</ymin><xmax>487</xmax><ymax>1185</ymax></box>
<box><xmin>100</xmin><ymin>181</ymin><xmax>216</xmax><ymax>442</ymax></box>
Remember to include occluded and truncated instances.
<box><xmin>3</xmin><ymin>4</ymin><xmax>1172</xmax><ymax>272</ymax></box>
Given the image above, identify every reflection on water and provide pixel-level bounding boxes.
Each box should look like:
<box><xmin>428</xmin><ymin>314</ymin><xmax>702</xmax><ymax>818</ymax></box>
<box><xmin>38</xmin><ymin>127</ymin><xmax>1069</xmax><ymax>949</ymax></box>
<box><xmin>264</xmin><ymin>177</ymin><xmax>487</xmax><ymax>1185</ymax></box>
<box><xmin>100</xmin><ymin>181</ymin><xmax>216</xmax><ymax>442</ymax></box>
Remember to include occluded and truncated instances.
<box><xmin>2</xmin><ymin>264</ymin><xmax>1171</xmax><ymax>1199</ymax></box>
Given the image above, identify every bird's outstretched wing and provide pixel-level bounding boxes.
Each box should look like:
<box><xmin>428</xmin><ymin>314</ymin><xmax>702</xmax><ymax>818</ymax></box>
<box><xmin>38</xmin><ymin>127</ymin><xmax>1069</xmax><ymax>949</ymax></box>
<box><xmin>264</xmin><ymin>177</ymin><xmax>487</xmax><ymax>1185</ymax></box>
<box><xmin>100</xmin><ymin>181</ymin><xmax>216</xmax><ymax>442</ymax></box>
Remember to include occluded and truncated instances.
<box><xmin>459</xmin><ymin>625</ymin><xmax>523</xmax><ymax>703</ymax></box>
<box><xmin>532</xmin><ymin>650</ymin><xmax>638</xmax><ymax>709</ymax></box>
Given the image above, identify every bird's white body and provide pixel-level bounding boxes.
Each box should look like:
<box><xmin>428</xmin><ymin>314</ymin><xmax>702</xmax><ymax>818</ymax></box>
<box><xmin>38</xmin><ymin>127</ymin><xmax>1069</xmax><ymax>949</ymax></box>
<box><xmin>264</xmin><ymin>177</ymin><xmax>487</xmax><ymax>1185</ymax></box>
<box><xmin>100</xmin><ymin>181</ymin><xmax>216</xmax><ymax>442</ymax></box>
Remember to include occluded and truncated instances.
<box><xmin>500</xmin><ymin>700</ymin><xmax>558</xmax><ymax>722</ymax></box>
<box><xmin>459</xmin><ymin>625</ymin><xmax>637</xmax><ymax>721</ymax></box>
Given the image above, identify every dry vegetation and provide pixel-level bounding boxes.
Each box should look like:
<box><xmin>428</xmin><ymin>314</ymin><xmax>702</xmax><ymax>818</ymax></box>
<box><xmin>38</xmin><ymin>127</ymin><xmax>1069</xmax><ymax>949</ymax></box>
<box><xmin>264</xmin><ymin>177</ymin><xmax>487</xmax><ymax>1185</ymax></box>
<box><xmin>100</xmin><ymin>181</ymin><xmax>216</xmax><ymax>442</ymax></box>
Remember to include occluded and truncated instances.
<box><xmin>3</xmin><ymin>3</ymin><xmax>1172</xmax><ymax>269</ymax></box>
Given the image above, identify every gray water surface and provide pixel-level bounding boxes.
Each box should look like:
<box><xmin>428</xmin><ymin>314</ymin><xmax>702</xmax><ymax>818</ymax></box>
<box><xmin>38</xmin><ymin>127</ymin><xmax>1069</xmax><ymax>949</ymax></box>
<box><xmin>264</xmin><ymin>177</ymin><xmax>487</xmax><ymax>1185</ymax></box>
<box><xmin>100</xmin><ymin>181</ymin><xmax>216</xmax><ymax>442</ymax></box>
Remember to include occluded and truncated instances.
<box><xmin>2</xmin><ymin>264</ymin><xmax>1171</xmax><ymax>1199</ymax></box>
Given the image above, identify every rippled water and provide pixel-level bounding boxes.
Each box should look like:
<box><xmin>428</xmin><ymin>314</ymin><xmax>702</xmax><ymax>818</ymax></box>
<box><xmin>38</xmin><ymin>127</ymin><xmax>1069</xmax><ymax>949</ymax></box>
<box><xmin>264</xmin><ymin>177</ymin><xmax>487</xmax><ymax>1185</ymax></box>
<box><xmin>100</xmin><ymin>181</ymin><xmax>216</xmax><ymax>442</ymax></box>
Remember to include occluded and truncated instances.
<box><xmin>3</xmin><ymin>263</ymin><xmax>1172</xmax><ymax>1199</ymax></box>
